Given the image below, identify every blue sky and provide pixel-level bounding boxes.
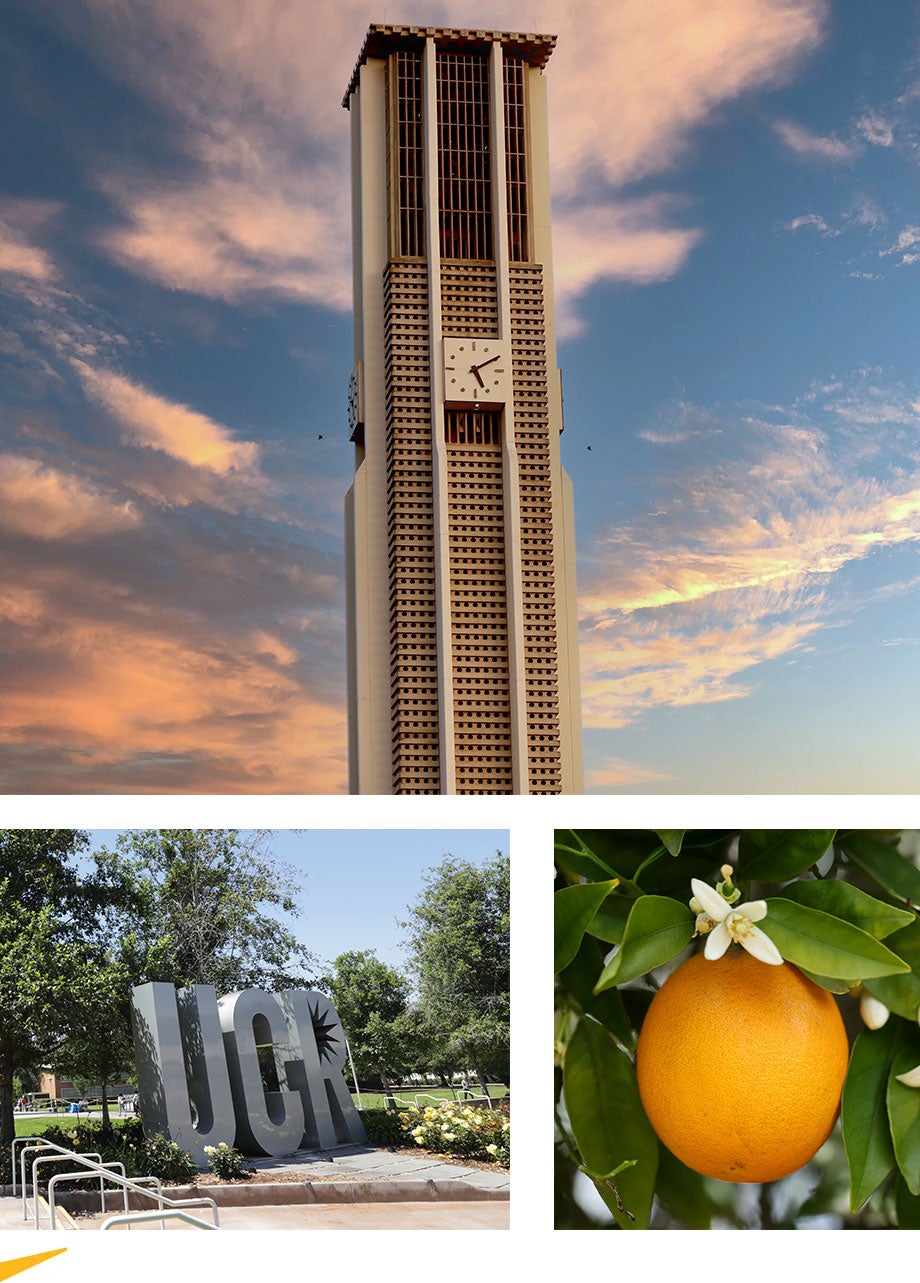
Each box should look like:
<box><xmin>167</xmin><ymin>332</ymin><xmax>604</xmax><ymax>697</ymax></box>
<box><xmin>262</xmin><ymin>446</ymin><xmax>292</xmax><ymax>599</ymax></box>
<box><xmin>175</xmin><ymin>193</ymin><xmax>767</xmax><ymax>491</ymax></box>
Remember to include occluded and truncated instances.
<box><xmin>86</xmin><ymin>829</ymin><xmax>508</xmax><ymax>972</ymax></box>
<box><xmin>2</xmin><ymin>1</ymin><xmax>920</xmax><ymax>793</ymax></box>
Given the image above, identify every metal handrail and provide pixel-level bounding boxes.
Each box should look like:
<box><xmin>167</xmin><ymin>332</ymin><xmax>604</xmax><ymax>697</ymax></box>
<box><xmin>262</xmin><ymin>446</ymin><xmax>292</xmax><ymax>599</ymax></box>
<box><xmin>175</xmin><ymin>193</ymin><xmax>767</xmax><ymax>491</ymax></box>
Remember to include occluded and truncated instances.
<box><xmin>42</xmin><ymin>1164</ymin><xmax>129</xmax><ymax>1230</ymax></box>
<box><xmin>18</xmin><ymin>1143</ymin><xmax>80</xmax><ymax>1221</ymax></box>
<box><xmin>386</xmin><ymin>1091</ymin><xmax>496</xmax><ymax>1110</ymax></box>
<box><xmin>47</xmin><ymin>1170</ymin><xmax>165</xmax><ymax>1231</ymax></box>
<box><xmin>13</xmin><ymin>1136</ymin><xmax>218</xmax><ymax>1232</ymax></box>
<box><xmin>101</xmin><ymin>1209</ymin><xmax>219</xmax><ymax>1232</ymax></box>
<box><xmin>11</xmin><ymin>1140</ymin><xmax>97</xmax><ymax>1201</ymax></box>
<box><xmin>47</xmin><ymin>1166</ymin><xmax>219</xmax><ymax>1231</ymax></box>
<box><xmin>12</xmin><ymin>1137</ymin><xmax>50</xmax><ymax>1196</ymax></box>
<box><xmin>29</xmin><ymin>1153</ymin><xmax>113</xmax><ymax>1227</ymax></box>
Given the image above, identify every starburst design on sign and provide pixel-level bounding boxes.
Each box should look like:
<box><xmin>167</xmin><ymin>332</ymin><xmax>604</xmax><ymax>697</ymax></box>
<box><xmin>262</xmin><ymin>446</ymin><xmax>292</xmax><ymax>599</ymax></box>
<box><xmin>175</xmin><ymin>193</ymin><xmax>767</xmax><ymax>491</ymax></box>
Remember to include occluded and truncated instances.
<box><xmin>0</xmin><ymin>1252</ymin><xmax>67</xmax><ymax>1281</ymax></box>
<box><xmin>309</xmin><ymin>1000</ymin><xmax>341</xmax><ymax>1063</ymax></box>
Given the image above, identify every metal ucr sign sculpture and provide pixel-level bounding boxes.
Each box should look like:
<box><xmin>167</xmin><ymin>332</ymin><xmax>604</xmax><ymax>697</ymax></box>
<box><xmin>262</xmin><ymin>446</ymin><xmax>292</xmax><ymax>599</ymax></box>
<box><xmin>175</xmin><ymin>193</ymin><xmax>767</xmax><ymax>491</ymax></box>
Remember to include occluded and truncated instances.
<box><xmin>130</xmin><ymin>983</ymin><xmax>366</xmax><ymax>1163</ymax></box>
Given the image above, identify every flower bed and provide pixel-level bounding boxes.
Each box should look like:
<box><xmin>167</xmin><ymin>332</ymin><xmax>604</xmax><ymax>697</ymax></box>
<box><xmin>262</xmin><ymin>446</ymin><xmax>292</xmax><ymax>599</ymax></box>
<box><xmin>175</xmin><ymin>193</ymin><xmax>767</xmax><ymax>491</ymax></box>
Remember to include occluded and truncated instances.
<box><xmin>398</xmin><ymin>1101</ymin><xmax>510</xmax><ymax>1167</ymax></box>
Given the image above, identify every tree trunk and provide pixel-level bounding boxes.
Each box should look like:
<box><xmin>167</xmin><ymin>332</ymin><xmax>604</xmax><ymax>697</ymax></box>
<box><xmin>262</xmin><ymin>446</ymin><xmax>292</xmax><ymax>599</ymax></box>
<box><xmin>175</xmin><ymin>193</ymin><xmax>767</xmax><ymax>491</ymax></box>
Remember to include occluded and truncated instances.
<box><xmin>380</xmin><ymin>1071</ymin><xmax>397</xmax><ymax>1110</ymax></box>
<box><xmin>475</xmin><ymin>1067</ymin><xmax>492</xmax><ymax>1102</ymax></box>
<box><xmin>0</xmin><ymin>1059</ymin><xmax>14</xmax><ymax>1150</ymax></box>
<box><xmin>101</xmin><ymin>1079</ymin><xmax>111</xmax><ymax>1132</ymax></box>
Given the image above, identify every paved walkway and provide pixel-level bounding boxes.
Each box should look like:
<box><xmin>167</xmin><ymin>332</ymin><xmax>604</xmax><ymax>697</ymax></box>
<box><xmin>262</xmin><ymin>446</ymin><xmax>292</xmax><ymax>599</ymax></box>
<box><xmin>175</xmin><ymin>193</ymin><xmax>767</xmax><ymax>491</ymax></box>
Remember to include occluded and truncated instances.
<box><xmin>78</xmin><ymin>1201</ymin><xmax>508</xmax><ymax>1230</ymax></box>
<box><xmin>0</xmin><ymin>1144</ymin><xmax>509</xmax><ymax>1232</ymax></box>
<box><xmin>246</xmin><ymin>1144</ymin><xmax>510</xmax><ymax>1192</ymax></box>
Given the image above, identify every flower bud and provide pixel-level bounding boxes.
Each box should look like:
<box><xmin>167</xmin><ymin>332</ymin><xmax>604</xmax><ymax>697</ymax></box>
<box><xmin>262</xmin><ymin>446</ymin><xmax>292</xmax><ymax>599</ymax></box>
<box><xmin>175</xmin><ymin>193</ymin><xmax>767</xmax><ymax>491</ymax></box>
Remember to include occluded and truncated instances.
<box><xmin>859</xmin><ymin>992</ymin><xmax>890</xmax><ymax>1030</ymax></box>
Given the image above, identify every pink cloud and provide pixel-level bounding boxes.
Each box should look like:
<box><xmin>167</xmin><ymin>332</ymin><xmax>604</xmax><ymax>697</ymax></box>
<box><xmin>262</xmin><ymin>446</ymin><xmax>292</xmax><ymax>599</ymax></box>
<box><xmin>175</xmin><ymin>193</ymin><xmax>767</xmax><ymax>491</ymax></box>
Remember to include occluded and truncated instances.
<box><xmin>0</xmin><ymin>566</ymin><xmax>347</xmax><ymax>793</ymax></box>
<box><xmin>552</xmin><ymin>199</ymin><xmax>703</xmax><ymax>335</ymax></box>
<box><xmin>73</xmin><ymin>361</ymin><xmax>261</xmax><ymax>476</ymax></box>
<box><xmin>581</xmin><ymin>611</ymin><xmax>822</xmax><ymax>728</ymax></box>
<box><xmin>584</xmin><ymin>756</ymin><xmax>672</xmax><ymax>789</ymax></box>
<box><xmin>579</xmin><ymin>381</ymin><xmax>920</xmax><ymax>728</ymax></box>
<box><xmin>0</xmin><ymin>453</ymin><xmax>141</xmax><ymax>540</ymax></box>
<box><xmin>0</xmin><ymin>199</ymin><xmax>61</xmax><ymax>282</ymax></box>
<box><xmin>773</xmin><ymin>118</ymin><xmax>861</xmax><ymax>163</ymax></box>
<box><xmin>31</xmin><ymin>0</ymin><xmax>826</xmax><ymax>323</ymax></box>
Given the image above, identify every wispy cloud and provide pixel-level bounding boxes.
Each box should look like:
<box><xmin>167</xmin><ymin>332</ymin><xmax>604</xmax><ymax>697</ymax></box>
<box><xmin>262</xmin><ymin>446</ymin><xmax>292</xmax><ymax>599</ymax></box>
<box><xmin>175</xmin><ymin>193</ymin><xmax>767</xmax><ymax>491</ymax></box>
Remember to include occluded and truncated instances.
<box><xmin>580</xmin><ymin>374</ymin><xmax>920</xmax><ymax>729</ymax></box>
<box><xmin>858</xmin><ymin>112</ymin><xmax>896</xmax><ymax>147</ymax></box>
<box><xmin>881</xmin><ymin>225</ymin><xmax>920</xmax><ymax>266</ymax></box>
<box><xmin>0</xmin><ymin>571</ymin><xmax>347</xmax><ymax>792</ymax></box>
<box><xmin>0</xmin><ymin>199</ymin><xmax>61</xmax><ymax>282</ymax></box>
<box><xmin>73</xmin><ymin>361</ymin><xmax>261</xmax><ymax>476</ymax></box>
<box><xmin>25</xmin><ymin>0</ymin><xmax>827</xmax><ymax>329</ymax></box>
<box><xmin>552</xmin><ymin>198</ymin><xmax>703</xmax><ymax>335</ymax></box>
<box><xmin>97</xmin><ymin>161</ymin><xmax>352</xmax><ymax>309</ymax></box>
<box><xmin>773</xmin><ymin>117</ymin><xmax>861</xmax><ymax>163</ymax></box>
<box><xmin>0</xmin><ymin>197</ymin><xmax>350</xmax><ymax>793</ymax></box>
<box><xmin>585</xmin><ymin>757</ymin><xmax>672</xmax><ymax>790</ymax></box>
<box><xmin>783</xmin><ymin>212</ymin><xmax>838</xmax><ymax>235</ymax></box>
<box><xmin>0</xmin><ymin>454</ymin><xmax>140</xmax><ymax>540</ymax></box>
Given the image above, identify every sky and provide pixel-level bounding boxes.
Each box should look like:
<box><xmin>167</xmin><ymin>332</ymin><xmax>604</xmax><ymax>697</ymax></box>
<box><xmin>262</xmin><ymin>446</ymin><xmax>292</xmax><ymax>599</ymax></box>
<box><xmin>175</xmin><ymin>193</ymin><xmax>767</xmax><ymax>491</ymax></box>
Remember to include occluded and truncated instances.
<box><xmin>85</xmin><ymin>828</ymin><xmax>508</xmax><ymax>972</ymax></box>
<box><xmin>2</xmin><ymin>0</ymin><xmax>920</xmax><ymax>793</ymax></box>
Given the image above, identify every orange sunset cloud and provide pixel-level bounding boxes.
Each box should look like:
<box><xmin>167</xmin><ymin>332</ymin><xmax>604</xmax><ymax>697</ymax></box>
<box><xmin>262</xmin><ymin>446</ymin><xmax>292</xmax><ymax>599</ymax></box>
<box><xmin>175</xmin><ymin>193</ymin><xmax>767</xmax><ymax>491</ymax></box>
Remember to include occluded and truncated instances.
<box><xmin>0</xmin><ymin>581</ymin><xmax>346</xmax><ymax>793</ymax></box>
<box><xmin>73</xmin><ymin>362</ymin><xmax>261</xmax><ymax>476</ymax></box>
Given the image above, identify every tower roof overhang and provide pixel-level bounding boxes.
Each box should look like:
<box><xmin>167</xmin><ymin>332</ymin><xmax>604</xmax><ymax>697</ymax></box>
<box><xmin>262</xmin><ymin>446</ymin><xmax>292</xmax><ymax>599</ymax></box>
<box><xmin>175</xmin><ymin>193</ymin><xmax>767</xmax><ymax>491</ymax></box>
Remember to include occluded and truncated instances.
<box><xmin>343</xmin><ymin>23</ymin><xmax>557</xmax><ymax>107</ymax></box>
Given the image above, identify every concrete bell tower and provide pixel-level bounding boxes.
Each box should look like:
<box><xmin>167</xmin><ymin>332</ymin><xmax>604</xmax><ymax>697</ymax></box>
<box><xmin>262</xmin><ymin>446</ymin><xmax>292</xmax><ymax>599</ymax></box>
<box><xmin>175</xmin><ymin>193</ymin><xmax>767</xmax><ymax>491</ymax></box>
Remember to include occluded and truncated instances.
<box><xmin>344</xmin><ymin>24</ymin><xmax>583</xmax><ymax>795</ymax></box>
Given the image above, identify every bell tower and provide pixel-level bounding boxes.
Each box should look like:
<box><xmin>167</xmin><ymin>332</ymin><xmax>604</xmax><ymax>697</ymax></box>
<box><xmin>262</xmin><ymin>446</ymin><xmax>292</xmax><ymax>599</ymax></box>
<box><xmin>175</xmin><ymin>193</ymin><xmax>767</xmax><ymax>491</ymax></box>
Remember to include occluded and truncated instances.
<box><xmin>344</xmin><ymin>24</ymin><xmax>582</xmax><ymax>794</ymax></box>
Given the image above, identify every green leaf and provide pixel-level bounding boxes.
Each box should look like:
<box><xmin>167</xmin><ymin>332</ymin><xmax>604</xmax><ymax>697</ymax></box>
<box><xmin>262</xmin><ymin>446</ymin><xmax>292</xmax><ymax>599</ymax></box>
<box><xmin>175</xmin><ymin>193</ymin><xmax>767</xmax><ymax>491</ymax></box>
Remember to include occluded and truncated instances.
<box><xmin>888</xmin><ymin>1041</ymin><xmax>920</xmax><ymax>1196</ymax></box>
<box><xmin>654</xmin><ymin>1144</ymin><xmax>716</xmax><ymax>1229</ymax></box>
<box><xmin>554</xmin><ymin>832</ymin><xmax>620</xmax><ymax>883</ymax></box>
<box><xmin>558</xmin><ymin>935</ymin><xmax>636</xmax><ymax>1050</ymax></box>
<box><xmin>863</xmin><ymin>919</ymin><xmax>920</xmax><ymax>1020</ymax></box>
<box><xmin>760</xmin><ymin>899</ymin><xmax>911</xmax><ymax>979</ymax></box>
<box><xmin>737</xmin><ymin>829</ymin><xmax>836</xmax><ymax>883</ymax></box>
<box><xmin>842</xmin><ymin>1025</ymin><xmax>898</xmax><ymax>1211</ymax></box>
<box><xmin>559</xmin><ymin>831</ymin><xmax>670</xmax><ymax>883</ymax></box>
<box><xmin>594</xmin><ymin>896</ymin><xmax>695</xmax><ymax>992</ymax></box>
<box><xmin>777</xmin><ymin>880</ymin><xmax>915</xmax><ymax>940</ymax></box>
<box><xmin>586</xmin><ymin>893</ymin><xmax>632</xmax><ymax>945</ymax></box>
<box><xmin>563</xmin><ymin>1017</ymin><xmax>658</xmax><ymax>1229</ymax></box>
<box><xmin>840</xmin><ymin>832</ymin><xmax>920</xmax><ymax>905</ymax></box>
<box><xmin>895</xmin><ymin>1175</ymin><xmax>920</xmax><ymax>1228</ymax></box>
<box><xmin>555</xmin><ymin>880</ymin><xmax>620</xmax><ymax>974</ymax></box>
<box><xmin>800</xmin><ymin>970</ymin><xmax>853</xmax><ymax>994</ymax></box>
<box><xmin>654</xmin><ymin>830</ymin><xmax>685</xmax><ymax>857</ymax></box>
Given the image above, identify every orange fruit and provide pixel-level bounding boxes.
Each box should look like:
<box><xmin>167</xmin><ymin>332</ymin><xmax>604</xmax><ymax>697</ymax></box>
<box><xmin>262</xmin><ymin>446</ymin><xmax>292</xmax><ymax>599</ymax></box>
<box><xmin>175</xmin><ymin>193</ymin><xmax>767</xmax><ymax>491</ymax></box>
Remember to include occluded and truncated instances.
<box><xmin>636</xmin><ymin>949</ymin><xmax>850</xmax><ymax>1183</ymax></box>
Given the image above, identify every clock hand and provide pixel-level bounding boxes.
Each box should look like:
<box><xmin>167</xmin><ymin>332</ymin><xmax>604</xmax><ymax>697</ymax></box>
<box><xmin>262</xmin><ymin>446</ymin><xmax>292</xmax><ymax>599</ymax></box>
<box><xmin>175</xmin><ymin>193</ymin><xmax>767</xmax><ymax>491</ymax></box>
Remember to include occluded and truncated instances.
<box><xmin>471</xmin><ymin>354</ymin><xmax>501</xmax><ymax>373</ymax></box>
<box><xmin>469</xmin><ymin>365</ymin><xmax>485</xmax><ymax>388</ymax></box>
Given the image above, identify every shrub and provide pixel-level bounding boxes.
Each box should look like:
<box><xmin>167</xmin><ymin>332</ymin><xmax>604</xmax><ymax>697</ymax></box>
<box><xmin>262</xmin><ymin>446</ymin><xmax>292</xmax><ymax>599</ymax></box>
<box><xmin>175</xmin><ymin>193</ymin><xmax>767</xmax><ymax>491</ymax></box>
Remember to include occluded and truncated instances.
<box><xmin>140</xmin><ymin>1133</ymin><xmax>197</xmax><ymax>1184</ymax></box>
<box><xmin>34</xmin><ymin>1120</ymin><xmax>142</xmax><ymax>1182</ymax></box>
<box><xmin>360</xmin><ymin>1108</ymin><xmax>407</xmax><ymax>1147</ymax></box>
<box><xmin>204</xmin><ymin>1142</ymin><xmax>246</xmax><ymax>1180</ymax></box>
<box><xmin>398</xmin><ymin>1101</ymin><xmax>510</xmax><ymax>1167</ymax></box>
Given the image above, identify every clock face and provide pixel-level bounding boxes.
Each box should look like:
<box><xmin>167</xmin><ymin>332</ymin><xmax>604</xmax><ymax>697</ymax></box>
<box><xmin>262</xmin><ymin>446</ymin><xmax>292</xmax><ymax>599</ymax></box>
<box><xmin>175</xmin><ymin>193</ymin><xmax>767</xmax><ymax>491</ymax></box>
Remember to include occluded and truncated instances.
<box><xmin>443</xmin><ymin>337</ymin><xmax>510</xmax><ymax>404</ymax></box>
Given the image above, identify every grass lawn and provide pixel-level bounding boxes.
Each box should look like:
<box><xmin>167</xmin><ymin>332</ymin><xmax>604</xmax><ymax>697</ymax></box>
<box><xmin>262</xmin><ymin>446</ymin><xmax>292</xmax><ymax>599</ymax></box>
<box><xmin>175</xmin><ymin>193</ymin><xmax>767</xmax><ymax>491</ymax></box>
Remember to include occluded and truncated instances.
<box><xmin>14</xmin><ymin>1114</ymin><xmax>132</xmax><ymax>1138</ymax></box>
<box><xmin>13</xmin><ymin>1084</ymin><xmax>509</xmax><ymax>1139</ymax></box>
<box><xmin>354</xmin><ymin>1085</ymin><xmax>508</xmax><ymax>1110</ymax></box>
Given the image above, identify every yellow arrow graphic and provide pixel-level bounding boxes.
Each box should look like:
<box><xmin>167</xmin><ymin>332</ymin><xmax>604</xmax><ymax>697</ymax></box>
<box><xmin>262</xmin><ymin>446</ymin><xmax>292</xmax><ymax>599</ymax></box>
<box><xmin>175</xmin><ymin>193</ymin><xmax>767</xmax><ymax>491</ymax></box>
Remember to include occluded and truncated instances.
<box><xmin>0</xmin><ymin>1253</ymin><xmax>67</xmax><ymax>1281</ymax></box>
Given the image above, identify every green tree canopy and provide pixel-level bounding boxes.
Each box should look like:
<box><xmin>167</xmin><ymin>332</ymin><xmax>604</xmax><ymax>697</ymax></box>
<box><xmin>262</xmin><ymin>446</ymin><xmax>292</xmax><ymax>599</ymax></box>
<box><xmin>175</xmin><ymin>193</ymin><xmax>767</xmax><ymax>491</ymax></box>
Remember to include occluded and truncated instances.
<box><xmin>93</xmin><ymin>829</ymin><xmax>316</xmax><ymax>992</ymax></box>
<box><xmin>402</xmin><ymin>853</ymin><xmax>510</xmax><ymax>1087</ymax></box>
<box><xmin>319</xmin><ymin>950</ymin><xmax>420</xmax><ymax>1084</ymax></box>
<box><xmin>0</xmin><ymin>829</ymin><xmax>97</xmax><ymax>1149</ymax></box>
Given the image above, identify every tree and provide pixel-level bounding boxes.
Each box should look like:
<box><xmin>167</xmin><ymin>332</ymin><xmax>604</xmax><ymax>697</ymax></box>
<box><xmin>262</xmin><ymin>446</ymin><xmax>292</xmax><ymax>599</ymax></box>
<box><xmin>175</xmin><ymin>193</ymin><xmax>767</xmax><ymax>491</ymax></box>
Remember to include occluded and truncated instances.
<box><xmin>402</xmin><ymin>853</ymin><xmax>510</xmax><ymax>1093</ymax></box>
<box><xmin>320</xmin><ymin>950</ymin><xmax>418</xmax><ymax>1089</ymax></box>
<box><xmin>53</xmin><ymin>947</ymin><xmax>137</xmax><ymax>1131</ymax></box>
<box><xmin>93</xmin><ymin>829</ymin><xmax>316</xmax><ymax>992</ymax></box>
<box><xmin>0</xmin><ymin>829</ymin><xmax>95</xmax><ymax>1151</ymax></box>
